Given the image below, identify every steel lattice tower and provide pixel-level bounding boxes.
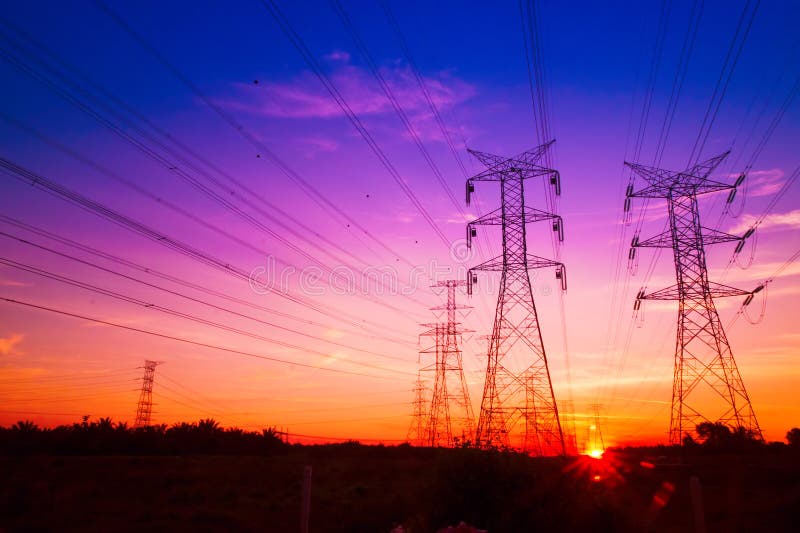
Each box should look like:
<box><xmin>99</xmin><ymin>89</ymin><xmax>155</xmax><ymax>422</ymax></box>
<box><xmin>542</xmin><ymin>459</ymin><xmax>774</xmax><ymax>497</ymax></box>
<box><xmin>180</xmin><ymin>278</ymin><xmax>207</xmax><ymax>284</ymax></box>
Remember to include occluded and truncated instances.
<box><xmin>626</xmin><ymin>152</ymin><xmax>762</xmax><ymax>444</ymax></box>
<box><xmin>419</xmin><ymin>280</ymin><xmax>475</xmax><ymax>447</ymax></box>
<box><xmin>407</xmin><ymin>372</ymin><xmax>427</xmax><ymax>446</ymax></box>
<box><xmin>134</xmin><ymin>360</ymin><xmax>163</xmax><ymax>428</ymax></box>
<box><xmin>465</xmin><ymin>141</ymin><xmax>566</xmax><ymax>455</ymax></box>
<box><xmin>559</xmin><ymin>400</ymin><xmax>579</xmax><ymax>455</ymax></box>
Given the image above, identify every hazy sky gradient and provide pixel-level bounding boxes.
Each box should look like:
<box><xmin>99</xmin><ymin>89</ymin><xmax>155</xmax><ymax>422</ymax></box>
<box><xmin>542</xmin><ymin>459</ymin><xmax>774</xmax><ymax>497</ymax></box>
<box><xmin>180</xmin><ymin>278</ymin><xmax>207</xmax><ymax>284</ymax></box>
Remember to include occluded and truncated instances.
<box><xmin>1</xmin><ymin>0</ymin><xmax>799</xmax><ymax>446</ymax></box>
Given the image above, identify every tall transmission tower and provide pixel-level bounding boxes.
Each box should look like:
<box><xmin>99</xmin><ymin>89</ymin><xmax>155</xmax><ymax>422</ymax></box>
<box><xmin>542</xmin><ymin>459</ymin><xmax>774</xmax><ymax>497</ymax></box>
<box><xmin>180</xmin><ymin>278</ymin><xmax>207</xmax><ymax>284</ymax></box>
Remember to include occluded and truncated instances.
<box><xmin>419</xmin><ymin>280</ymin><xmax>475</xmax><ymax>447</ymax></box>
<box><xmin>134</xmin><ymin>360</ymin><xmax>163</xmax><ymax>428</ymax></box>
<box><xmin>626</xmin><ymin>152</ymin><xmax>762</xmax><ymax>444</ymax></box>
<box><xmin>407</xmin><ymin>372</ymin><xmax>427</xmax><ymax>446</ymax></box>
<box><xmin>465</xmin><ymin>141</ymin><xmax>567</xmax><ymax>455</ymax></box>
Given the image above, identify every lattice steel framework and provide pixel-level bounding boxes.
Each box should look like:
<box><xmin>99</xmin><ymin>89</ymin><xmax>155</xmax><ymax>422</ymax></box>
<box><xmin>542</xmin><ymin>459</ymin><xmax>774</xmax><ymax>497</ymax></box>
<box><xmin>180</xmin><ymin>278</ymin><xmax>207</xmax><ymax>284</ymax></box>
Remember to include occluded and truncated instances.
<box><xmin>465</xmin><ymin>141</ymin><xmax>566</xmax><ymax>455</ymax></box>
<box><xmin>134</xmin><ymin>360</ymin><xmax>163</xmax><ymax>428</ymax></box>
<box><xmin>419</xmin><ymin>280</ymin><xmax>475</xmax><ymax>447</ymax></box>
<box><xmin>406</xmin><ymin>372</ymin><xmax>427</xmax><ymax>446</ymax></box>
<box><xmin>626</xmin><ymin>152</ymin><xmax>762</xmax><ymax>444</ymax></box>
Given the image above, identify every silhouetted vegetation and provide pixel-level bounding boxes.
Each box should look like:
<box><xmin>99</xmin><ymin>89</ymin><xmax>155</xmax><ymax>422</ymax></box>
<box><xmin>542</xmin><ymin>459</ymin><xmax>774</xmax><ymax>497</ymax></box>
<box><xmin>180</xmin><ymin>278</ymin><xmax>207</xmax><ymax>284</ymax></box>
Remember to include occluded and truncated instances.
<box><xmin>0</xmin><ymin>417</ymin><xmax>286</xmax><ymax>455</ymax></box>
<box><xmin>1</xmin><ymin>420</ymin><xmax>800</xmax><ymax>531</ymax></box>
<box><xmin>787</xmin><ymin>427</ymin><xmax>800</xmax><ymax>448</ymax></box>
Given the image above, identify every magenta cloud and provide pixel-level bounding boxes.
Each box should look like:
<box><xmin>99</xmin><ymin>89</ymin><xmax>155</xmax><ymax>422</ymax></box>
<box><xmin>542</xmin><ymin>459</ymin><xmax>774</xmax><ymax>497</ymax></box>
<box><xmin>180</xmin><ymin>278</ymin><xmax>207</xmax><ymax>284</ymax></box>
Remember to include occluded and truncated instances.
<box><xmin>219</xmin><ymin>61</ymin><xmax>477</xmax><ymax>122</ymax></box>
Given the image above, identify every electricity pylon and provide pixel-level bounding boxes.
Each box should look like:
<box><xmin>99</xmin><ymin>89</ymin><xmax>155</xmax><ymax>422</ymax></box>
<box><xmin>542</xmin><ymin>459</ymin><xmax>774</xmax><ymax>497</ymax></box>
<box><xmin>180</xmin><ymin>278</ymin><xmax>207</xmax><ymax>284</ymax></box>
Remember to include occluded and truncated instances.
<box><xmin>626</xmin><ymin>152</ymin><xmax>762</xmax><ymax>444</ymax></box>
<box><xmin>419</xmin><ymin>280</ymin><xmax>475</xmax><ymax>447</ymax></box>
<box><xmin>559</xmin><ymin>400</ymin><xmax>579</xmax><ymax>455</ymax></box>
<box><xmin>407</xmin><ymin>372</ymin><xmax>427</xmax><ymax>446</ymax></box>
<box><xmin>587</xmin><ymin>403</ymin><xmax>605</xmax><ymax>454</ymax></box>
<box><xmin>465</xmin><ymin>141</ymin><xmax>566</xmax><ymax>455</ymax></box>
<box><xmin>134</xmin><ymin>360</ymin><xmax>163</xmax><ymax>428</ymax></box>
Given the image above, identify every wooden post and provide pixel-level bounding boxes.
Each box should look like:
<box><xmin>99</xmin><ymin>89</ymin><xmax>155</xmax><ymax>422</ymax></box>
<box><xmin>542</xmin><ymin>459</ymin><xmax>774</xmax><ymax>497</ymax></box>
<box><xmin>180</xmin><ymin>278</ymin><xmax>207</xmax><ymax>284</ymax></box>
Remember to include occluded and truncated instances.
<box><xmin>300</xmin><ymin>465</ymin><xmax>312</xmax><ymax>533</ymax></box>
<box><xmin>689</xmin><ymin>475</ymin><xmax>706</xmax><ymax>533</ymax></box>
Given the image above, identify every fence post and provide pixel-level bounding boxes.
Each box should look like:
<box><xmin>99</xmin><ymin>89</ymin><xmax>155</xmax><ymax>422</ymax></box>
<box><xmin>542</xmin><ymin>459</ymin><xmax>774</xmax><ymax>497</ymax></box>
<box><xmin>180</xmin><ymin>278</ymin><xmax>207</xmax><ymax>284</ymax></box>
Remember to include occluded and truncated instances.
<box><xmin>300</xmin><ymin>465</ymin><xmax>312</xmax><ymax>533</ymax></box>
<box><xmin>689</xmin><ymin>475</ymin><xmax>706</xmax><ymax>533</ymax></box>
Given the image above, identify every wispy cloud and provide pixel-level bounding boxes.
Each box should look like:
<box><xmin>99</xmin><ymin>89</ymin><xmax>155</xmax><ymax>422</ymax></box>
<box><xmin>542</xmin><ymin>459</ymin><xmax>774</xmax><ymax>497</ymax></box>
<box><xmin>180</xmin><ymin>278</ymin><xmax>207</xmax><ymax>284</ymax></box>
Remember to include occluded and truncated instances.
<box><xmin>729</xmin><ymin>168</ymin><xmax>786</xmax><ymax>197</ymax></box>
<box><xmin>727</xmin><ymin>208</ymin><xmax>800</xmax><ymax>234</ymax></box>
<box><xmin>218</xmin><ymin>58</ymin><xmax>477</xmax><ymax>129</ymax></box>
<box><xmin>294</xmin><ymin>135</ymin><xmax>340</xmax><ymax>158</ymax></box>
<box><xmin>324</xmin><ymin>50</ymin><xmax>351</xmax><ymax>63</ymax></box>
<box><xmin>0</xmin><ymin>278</ymin><xmax>32</xmax><ymax>287</ymax></box>
<box><xmin>0</xmin><ymin>333</ymin><xmax>24</xmax><ymax>355</ymax></box>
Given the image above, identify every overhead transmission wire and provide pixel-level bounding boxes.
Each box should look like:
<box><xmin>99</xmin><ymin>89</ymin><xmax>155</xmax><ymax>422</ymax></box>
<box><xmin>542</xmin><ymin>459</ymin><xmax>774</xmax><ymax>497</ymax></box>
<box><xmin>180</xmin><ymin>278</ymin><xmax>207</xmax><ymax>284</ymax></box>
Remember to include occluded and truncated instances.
<box><xmin>607</xmin><ymin>1</ymin><xmax>764</xmax><ymax>412</ymax></box>
<box><xmin>331</xmin><ymin>0</ymin><xmax>467</xmax><ymax>229</ymax></box>
<box><xmin>0</xmin><ymin>296</ymin><xmax>407</xmax><ymax>380</ymax></box>
<box><xmin>518</xmin><ymin>0</ymin><xmax>574</xmax><ymax>412</ymax></box>
<box><xmin>599</xmin><ymin>4</ymin><xmax>651</xmax><ymax>394</ymax></box>
<box><xmin>0</xmin><ymin>239</ymin><xmax>412</xmax><ymax>364</ymax></box>
<box><xmin>330</xmin><ymin>0</ymin><xmax>495</xmax><ymax>332</ymax></box>
<box><xmin>0</xmin><ymin>390</ymin><xmax>134</xmax><ymax>405</ymax></box>
<box><xmin>687</xmin><ymin>0</ymin><xmax>761</xmax><ymax>167</ymax></box>
<box><xmin>707</xmin><ymin>38</ymin><xmax>800</xmax><ymax>229</ymax></box>
<box><xmin>0</xmin><ymin>157</ymin><xmax>409</xmax><ymax>341</ymax></box>
<box><xmin>727</xmin><ymin>241</ymin><xmax>800</xmax><ymax>328</ymax></box>
<box><xmin>718</xmin><ymin>161</ymin><xmax>800</xmax><ymax>283</ymax></box>
<box><xmin>380</xmin><ymin>0</ymin><xmax>498</xmax><ymax>259</ymax></box>
<box><xmin>93</xmin><ymin>0</ymin><xmax>446</xmax><ymax>274</ymax></box>
<box><xmin>604</xmin><ymin>3</ymin><xmax>715</xmax><ymax>415</ymax></box>
<box><xmin>0</xmin><ymin>215</ymin><xmax>412</xmax><ymax>348</ymax></box>
<box><xmin>0</xmin><ymin>368</ymin><xmax>138</xmax><ymax>385</ymax></box>
<box><xmin>1</xmin><ymin>378</ymin><xmax>140</xmax><ymax>396</ymax></box>
<box><xmin>0</xmin><ymin>262</ymin><xmax>409</xmax><ymax>379</ymax></box>
<box><xmin>710</xmin><ymin>69</ymin><xmax>800</xmax><ymax>239</ymax></box>
<box><xmin>259</xmin><ymin>0</ymin><xmax>451</xmax><ymax>248</ymax></box>
<box><xmin>0</xmin><ymin>29</ymin><xmax>426</xmax><ymax>321</ymax></box>
<box><xmin>379</xmin><ymin>0</ymin><xmax>500</xmax><ymax>348</ymax></box>
<box><xmin>0</xmin><ymin>18</ymin><xmax>433</xmax><ymax>313</ymax></box>
<box><xmin>597</xmin><ymin>0</ymin><xmax>673</xmax><ymax>408</ymax></box>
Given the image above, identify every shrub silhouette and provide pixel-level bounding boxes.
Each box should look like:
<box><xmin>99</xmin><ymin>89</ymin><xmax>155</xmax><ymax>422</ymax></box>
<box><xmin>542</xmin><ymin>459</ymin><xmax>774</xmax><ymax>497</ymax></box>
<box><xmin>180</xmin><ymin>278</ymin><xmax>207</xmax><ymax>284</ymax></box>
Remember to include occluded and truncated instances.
<box><xmin>787</xmin><ymin>427</ymin><xmax>800</xmax><ymax>448</ymax></box>
<box><xmin>0</xmin><ymin>417</ymin><xmax>286</xmax><ymax>455</ymax></box>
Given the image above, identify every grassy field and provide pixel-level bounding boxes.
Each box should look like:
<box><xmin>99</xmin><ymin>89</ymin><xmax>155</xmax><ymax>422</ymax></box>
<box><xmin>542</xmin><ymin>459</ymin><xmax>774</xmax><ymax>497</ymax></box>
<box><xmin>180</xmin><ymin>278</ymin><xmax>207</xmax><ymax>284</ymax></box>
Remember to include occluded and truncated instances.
<box><xmin>1</xmin><ymin>445</ymin><xmax>799</xmax><ymax>532</ymax></box>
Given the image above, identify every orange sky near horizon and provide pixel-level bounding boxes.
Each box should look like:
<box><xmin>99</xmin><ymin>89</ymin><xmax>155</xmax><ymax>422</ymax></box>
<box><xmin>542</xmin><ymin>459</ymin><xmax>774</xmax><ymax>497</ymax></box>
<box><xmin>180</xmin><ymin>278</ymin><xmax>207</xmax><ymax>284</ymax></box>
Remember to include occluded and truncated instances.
<box><xmin>1</xmin><ymin>0</ymin><xmax>799</xmax><ymax>451</ymax></box>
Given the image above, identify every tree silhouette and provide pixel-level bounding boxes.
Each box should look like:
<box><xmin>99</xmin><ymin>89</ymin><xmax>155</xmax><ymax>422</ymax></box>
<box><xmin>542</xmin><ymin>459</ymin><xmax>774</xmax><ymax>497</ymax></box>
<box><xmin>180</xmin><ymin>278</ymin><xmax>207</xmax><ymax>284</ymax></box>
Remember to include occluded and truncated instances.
<box><xmin>787</xmin><ymin>428</ymin><xmax>800</xmax><ymax>448</ymax></box>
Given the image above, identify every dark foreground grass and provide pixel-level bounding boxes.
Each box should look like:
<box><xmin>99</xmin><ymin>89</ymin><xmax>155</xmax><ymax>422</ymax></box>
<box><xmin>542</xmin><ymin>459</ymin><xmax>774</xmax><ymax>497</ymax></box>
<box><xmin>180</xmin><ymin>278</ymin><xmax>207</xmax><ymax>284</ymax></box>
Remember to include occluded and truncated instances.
<box><xmin>1</xmin><ymin>445</ymin><xmax>799</xmax><ymax>532</ymax></box>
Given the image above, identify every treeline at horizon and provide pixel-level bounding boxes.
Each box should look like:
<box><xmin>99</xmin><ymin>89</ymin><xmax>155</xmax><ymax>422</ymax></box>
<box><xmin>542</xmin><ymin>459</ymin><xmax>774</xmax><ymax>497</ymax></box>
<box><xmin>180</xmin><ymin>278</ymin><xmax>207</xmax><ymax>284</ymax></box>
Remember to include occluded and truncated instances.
<box><xmin>0</xmin><ymin>417</ymin><xmax>287</xmax><ymax>455</ymax></box>
<box><xmin>1</xmin><ymin>417</ymin><xmax>800</xmax><ymax>456</ymax></box>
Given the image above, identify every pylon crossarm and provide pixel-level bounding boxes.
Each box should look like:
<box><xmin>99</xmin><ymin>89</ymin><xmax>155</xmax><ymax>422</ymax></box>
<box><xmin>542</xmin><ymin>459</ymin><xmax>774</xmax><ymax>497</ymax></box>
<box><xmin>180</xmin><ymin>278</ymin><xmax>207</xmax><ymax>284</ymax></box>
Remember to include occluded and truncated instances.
<box><xmin>469</xmin><ymin>164</ymin><xmax>556</xmax><ymax>183</ymax></box>
<box><xmin>640</xmin><ymin>282</ymin><xmax>750</xmax><ymax>300</ymax></box>
<box><xmin>628</xmin><ymin>180</ymin><xmax>733</xmax><ymax>199</ymax></box>
<box><xmin>686</xmin><ymin>151</ymin><xmax>731</xmax><ymax>179</ymax></box>
<box><xmin>469</xmin><ymin>206</ymin><xmax>559</xmax><ymax>227</ymax></box>
<box><xmin>634</xmin><ymin>226</ymin><xmax>742</xmax><ymax>248</ymax></box>
<box><xmin>468</xmin><ymin>254</ymin><xmax>561</xmax><ymax>272</ymax></box>
<box><xmin>626</xmin><ymin>152</ymin><xmax>729</xmax><ymax>185</ymax></box>
<box><xmin>468</xmin><ymin>141</ymin><xmax>552</xmax><ymax>171</ymax></box>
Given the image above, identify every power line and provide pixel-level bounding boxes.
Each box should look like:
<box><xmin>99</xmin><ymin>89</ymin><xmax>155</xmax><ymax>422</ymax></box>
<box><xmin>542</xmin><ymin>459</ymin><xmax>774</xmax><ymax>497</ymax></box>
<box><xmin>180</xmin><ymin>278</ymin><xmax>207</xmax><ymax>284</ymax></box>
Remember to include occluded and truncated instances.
<box><xmin>260</xmin><ymin>0</ymin><xmax>451</xmax><ymax>248</ymax></box>
<box><xmin>0</xmin><ymin>256</ymin><xmax>414</xmax><ymax>376</ymax></box>
<box><xmin>0</xmin><ymin>22</ymin><xmax>428</xmax><ymax>319</ymax></box>
<box><xmin>0</xmin><ymin>229</ymin><xmax>411</xmax><ymax>362</ymax></box>
<box><xmin>0</xmin><ymin>215</ymin><xmax>413</xmax><ymax>348</ymax></box>
<box><xmin>0</xmin><ymin>157</ymin><xmax>407</xmax><ymax>338</ymax></box>
<box><xmin>91</xmin><ymin>0</ymin><xmax>428</xmax><ymax>275</ymax></box>
<box><xmin>0</xmin><ymin>296</ymin><xmax>406</xmax><ymax>380</ymax></box>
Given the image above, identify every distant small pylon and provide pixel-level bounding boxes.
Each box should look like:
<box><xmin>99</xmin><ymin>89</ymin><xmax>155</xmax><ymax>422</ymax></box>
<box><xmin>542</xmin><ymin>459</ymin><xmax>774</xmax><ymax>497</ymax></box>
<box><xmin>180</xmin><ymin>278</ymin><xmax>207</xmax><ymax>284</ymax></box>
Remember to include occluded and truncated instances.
<box><xmin>587</xmin><ymin>403</ymin><xmax>605</xmax><ymax>454</ymax></box>
<box><xmin>420</xmin><ymin>280</ymin><xmax>475</xmax><ymax>448</ymax></box>
<box><xmin>407</xmin><ymin>373</ymin><xmax>427</xmax><ymax>446</ymax></box>
<box><xmin>559</xmin><ymin>400</ymin><xmax>579</xmax><ymax>455</ymax></box>
<box><xmin>134</xmin><ymin>360</ymin><xmax>163</xmax><ymax>427</ymax></box>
